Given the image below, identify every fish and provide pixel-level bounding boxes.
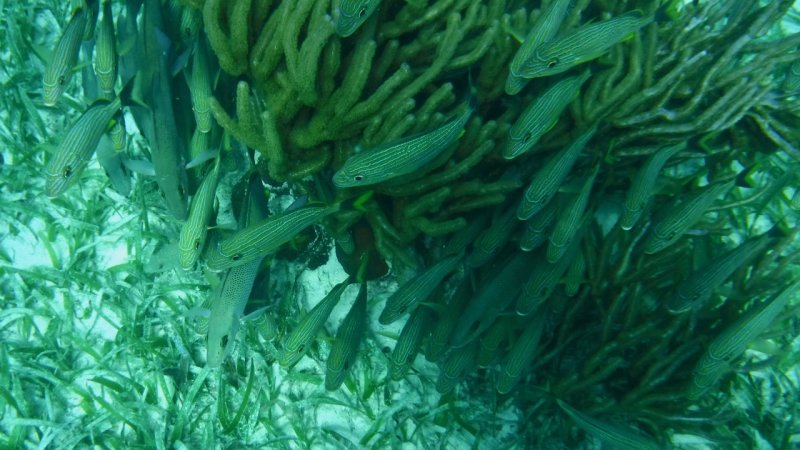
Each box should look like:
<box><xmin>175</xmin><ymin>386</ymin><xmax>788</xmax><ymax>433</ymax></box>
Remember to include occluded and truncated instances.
<box><xmin>505</xmin><ymin>71</ymin><xmax>591</xmax><ymax>159</ymax></box>
<box><xmin>189</xmin><ymin>39</ymin><xmax>213</xmax><ymax>133</ymax></box>
<box><xmin>45</xmin><ymin>97</ymin><xmax>121</xmax><ymax>197</ymax></box>
<box><xmin>436</xmin><ymin>340</ymin><xmax>478</xmax><ymax>394</ymax></box>
<box><xmin>666</xmin><ymin>233</ymin><xmax>772</xmax><ymax>314</ymax></box>
<box><xmin>496</xmin><ymin>312</ymin><xmax>545</xmax><ymax>394</ymax></box>
<box><xmin>643</xmin><ymin>180</ymin><xmax>734</xmax><ymax>254</ymax></box>
<box><xmin>517</xmin><ymin>240</ymin><xmax>579</xmax><ymax>316</ymax></box>
<box><xmin>557</xmin><ymin>399</ymin><xmax>661</xmax><ymax>450</ymax></box>
<box><xmin>93</xmin><ymin>0</ymin><xmax>117</xmax><ymax>96</ymax></box>
<box><xmin>279</xmin><ymin>278</ymin><xmax>352</xmax><ymax>368</ymax></box>
<box><xmin>505</xmin><ymin>0</ymin><xmax>572</xmax><ymax>95</ymax></box>
<box><xmin>519</xmin><ymin>200</ymin><xmax>558</xmax><ymax>252</ymax></box>
<box><xmin>517</xmin><ymin>126</ymin><xmax>596</xmax><ymax>220</ymax></box>
<box><xmin>43</xmin><ymin>6</ymin><xmax>89</xmax><ymax>106</ymax></box>
<box><xmin>379</xmin><ymin>254</ymin><xmax>461</xmax><ymax>324</ymax></box>
<box><xmin>425</xmin><ymin>278</ymin><xmax>471</xmax><ymax>363</ymax></box>
<box><xmin>689</xmin><ymin>281</ymin><xmax>799</xmax><ymax>400</ymax></box>
<box><xmin>619</xmin><ymin>143</ymin><xmax>684</xmax><ymax>230</ymax></box>
<box><xmin>468</xmin><ymin>203</ymin><xmax>520</xmax><ymax>268</ymax></box>
<box><xmin>476</xmin><ymin>317</ymin><xmax>511</xmax><ymax>368</ymax></box>
<box><xmin>178</xmin><ymin>156</ymin><xmax>221</xmax><ymax>269</ymax></box>
<box><xmin>207</xmin><ymin>205</ymin><xmax>337</xmax><ymax>271</ymax></box>
<box><xmin>334</xmin><ymin>0</ymin><xmax>382</xmax><ymax>37</ymax></box>
<box><xmin>390</xmin><ymin>305</ymin><xmax>433</xmax><ymax>380</ymax></box>
<box><xmin>519</xmin><ymin>10</ymin><xmax>653</xmax><ymax>79</ymax></box>
<box><xmin>546</xmin><ymin>167</ymin><xmax>597</xmax><ymax>263</ymax></box>
<box><xmin>325</xmin><ymin>281</ymin><xmax>367</xmax><ymax>390</ymax></box>
<box><xmin>333</xmin><ymin>100</ymin><xmax>473</xmax><ymax>188</ymax></box>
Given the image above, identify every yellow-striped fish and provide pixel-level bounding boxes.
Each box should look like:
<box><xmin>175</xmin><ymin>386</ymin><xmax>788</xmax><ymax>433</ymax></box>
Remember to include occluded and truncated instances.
<box><xmin>179</xmin><ymin>156</ymin><xmax>221</xmax><ymax>269</ymax></box>
<box><xmin>325</xmin><ymin>281</ymin><xmax>367</xmax><ymax>390</ymax></box>
<box><xmin>334</xmin><ymin>0</ymin><xmax>382</xmax><ymax>37</ymax></box>
<box><xmin>43</xmin><ymin>7</ymin><xmax>88</xmax><ymax>106</ymax></box>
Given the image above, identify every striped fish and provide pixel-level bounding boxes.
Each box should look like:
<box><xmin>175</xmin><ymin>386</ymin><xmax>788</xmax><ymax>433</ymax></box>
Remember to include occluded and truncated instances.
<box><xmin>326</xmin><ymin>281</ymin><xmax>367</xmax><ymax>390</ymax></box>
<box><xmin>279</xmin><ymin>278</ymin><xmax>352</xmax><ymax>368</ymax></box>
<box><xmin>425</xmin><ymin>278</ymin><xmax>471</xmax><ymax>362</ymax></box>
<box><xmin>468</xmin><ymin>204</ymin><xmax>519</xmax><ymax>268</ymax></box>
<box><xmin>517</xmin><ymin>240</ymin><xmax>578</xmax><ymax>316</ymax></box>
<box><xmin>505</xmin><ymin>71</ymin><xmax>590</xmax><ymax>159</ymax></box>
<box><xmin>334</xmin><ymin>0</ymin><xmax>382</xmax><ymax>37</ymax></box>
<box><xmin>517</xmin><ymin>126</ymin><xmax>596</xmax><ymax>220</ymax></box>
<box><xmin>557</xmin><ymin>399</ymin><xmax>661</xmax><ymax>450</ymax></box>
<box><xmin>207</xmin><ymin>205</ymin><xmax>337</xmax><ymax>271</ymax></box>
<box><xmin>476</xmin><ymin>317</ymin><xmax>511</xmax><ymax>368</ymax></box>
<box><xmin>189</xmin><ymin>39</ymin><xmax>213</xmax><ymax>133</ymax></box>
<box><xmin>519</xmin><ymin>10</ymin><xmax>653</xmax><ymax>79</ymax></box>
<box><xmin>689</xmin><ymin>281</ymin><xmax>799</xmax><ymax>400</ymax></box>
<box><xmin>519</xmin><ymin>200</ymin><xmax>558</xmax><ymax>252</ymax></box>
<box><xmin>390</xmin><ymin>306</ymin><xmax>433</xmax><ymax>380</ymax></box>
<box><xmin>496</xmin><ymin>312</ymin><xmax>545</xmax><ymax>394</ymax></box>
<box><xmin>333</xmin><ymin>101</ymin><xmax>473</xmax><ymax>188</ymax></box>
<box><xmin>436</xmin><ymin>340</ymin><xmax>479</xmax><ymax>394</ymax></box>
<box><xmin>379</xmin><ymin>254</ymin><xmax>461</xmax><ymax>325</ymax></box>
<box><xmin>179</xmin><ymin>156</ymin><xmax>221</xmax><ymax>269</ymax></box>
<box><xmin>43</xmin><ymin>7</ymin><xmax>88</xmax><ymax>106</ymax></box>
<box><xmin>620</xmin><ymin>143</ymin><xmax>684</xmax><ymax>231</ymax></box>
<box><xmin>93</xmin><ymin>0</ymin><xmax>117</xmax><ymax>96</ymax></box>
<box><xmin>546</xmin><ymin>167</ymin><xmax>597</xmax><ymax>263</ymax></box>
<box><xmin>45</xmin><ymin>97</ymin><xmax>121</xmax><ymax>197</ymax></box>
<box><xmin>506</xmin><ymin>0</ymin><xmax>572</xmax><ymax>95</ymax></box>
<box><xmin>643</xmin><ymin>180</ymin><xmax>734</xmax><ymax>254</ymax></box>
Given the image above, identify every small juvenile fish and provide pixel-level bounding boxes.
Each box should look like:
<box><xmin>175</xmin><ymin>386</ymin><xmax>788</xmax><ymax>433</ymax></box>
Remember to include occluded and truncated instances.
<box><xmin>620</xmin><ymin>143</ymin><xmax>684</xmax><ymax>230</ymax></box>
<box><xmin>546</xmin><ymin>167</ymin><xmax>597</xmax><ymax>263</ymax></box>
<box><xmin>93</xmin><ymin>0</ymin><xmax>117</xmax><ymax>96</ymax></box>
<box><xmin>379</xmin><ymin>254</ymin><xmax>461</xmax><ymax>324</ymax></box>
<box><xmin>505</xmin><ymin>71</ymin><xmax>591</xmax><ymax>159</ymax></box>
<box><xmin>45</xmin><ymin>97</ymin><xmax>121</xmax><ymax>197</ymax></box>
<box><xmin>643</xmin><ymin>180</ymin><xmax>734</xmax><ymax>254</ymax></box>
<box><xmin>557</xmin><ymin>399</ymin><xmax>661</xmax><ymax>450</ymax></box>
<box><xmin>333</xmin><ymin>101</ymin><xmax>473</xmax><ymax>188</ymax></box>
<box><xmin>505</xmin><ymin>0</ymin><xmax>572</xmax><ymax>95</ymax></box>
<box><xmin>334</xmin><ymin>0</ymin><xmax>382</xmax><ymax>37</ymax></box>
<box><xmin>179</xmin><ymin>156</ymin><xmax>221</xmax><ymax>269</ymax></box>
<box><xmin>326</xmin><ymin>281</ymin><xmax>367</xmax><ymax>390</ymax></box>
<box><xmin>206</xmin><ymin>257</ymin><xmax>264</xmax><ymax>367</ymax></box>
<box><xmin>496</xmin><ymin>313</ymin><xmax>545</xmax><ymax>394</ymax></box>
<box><xmin>207</xmin><ymin>205</ymin><xmax>337</xmax><ymax>271</ymax></box>
<box><xmin>43</xmin><ymin>7</ymin><xmax>88</xmax><ymax>106</ymax></box>
<box><xmin>689</xmin><ymin>281</ymin><xmax>799</xmax><ymax>400</ymax></box>
<box><xmin>520</xmin><ymin>10</ymin><xmax>653</xmax><ymax>79</ymax></box>
<box><xmin>517</xmin><ymin>126</ymin><xmax>596</xmax><ymax>220</ymax></box>
<box><xmin>279</xmin><ymin>278</ymin><xmax>352</xmax><ymax>368</ymax></box>
<box><xmin>666</xmin><ymin>234</ymin><xmax>771</xmax><ymax>314</ymax></box>
<box><xmin>390</xmin><ymin>306</ymin><xmax>433</xmax><ymax>380</ymax></box>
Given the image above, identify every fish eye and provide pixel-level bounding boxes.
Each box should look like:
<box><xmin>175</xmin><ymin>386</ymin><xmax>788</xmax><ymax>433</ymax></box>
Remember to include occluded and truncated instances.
<box><xmin>178</xmin><ymin>184</ymin><xmax>186</xmax><ymax>197</ymax></box>
<box><xmin>358</xmin><ymin>7</ymin><xmax>367</xmax><ymax>17</ymax></box>
<box><xmin>522</xmin><ymin>132</ymin><xmax>532</xmax><ymax>143</ymax></box>
<box><xmin>297</xmin><ymin>344</ymin><xmax>305</xmax><ymax>353</ymax></box>
<box><xmin>667</xmin><ymin>231</ymin><xmax>678</xmax><ymax>240</ymax></box>
<box><xmin>354</xmin><ymin>175</ymin><xmax>364</xmax><ymax>182</ymax></box>
<box><xmin>194</xmin><ymin>239</ymin><xmax>200</xmax><ymax>250</ymax></box>
<box><xmin>406</xmin><ymin>354</ymin><xmax>414</xmax><ymax>364</ymax></box>
<box><xmin>57</xmin><ymin>75</ymin><xmax>66</xmax><ymax>85</ymax></box>
<box><xmin>62</xmin><ymin>165</ymin><xmax>72</xmax><ymax>178</ymax></box>
<box><xmin>232</xmin><ymin>254</ymin><xmax>241</xmax><ymax>261</ymax></box>
<box><xmin>546</xmin><ymin>59</ymin><xmax>559</xmax><ymax>69</ymax></box>
<box><xmin>221</xmin><ymin>334</ymin><xmax>229</xmax><ymax>347</ymax></box>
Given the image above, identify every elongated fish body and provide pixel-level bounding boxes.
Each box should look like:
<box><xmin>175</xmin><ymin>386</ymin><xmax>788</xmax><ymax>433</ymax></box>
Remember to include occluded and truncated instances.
<box><xmin>279</xmin><ymin>278</ymin><xmax>352</xmax><ymax>368</ymax></box>
<box><xmin>379</xmin><ymin>254</ymin><xmax>462</xmax><ymax>324</ymax></box>
<box><xmin>207</xmin><ymin>205</ymin><xmax>336</xmax><ymax>271</ymax></box>
<box><xmin>325</xmin><ymin>282</ymin><xmax>367</xmax><ymax>390</ymax></box>
<box><xmin>333</xmin><ymin>103</ymin><xmax>473</xmax><ymax>188</ymax></box>
<box><xmin>689</xmin><ymin>281</ymin><xmax>799</xmax><ymax>400</ymax></box>
<box><xmin>334</xmin><ymin>0</ymin><xmax>382</xmax><ymax>37</ymax></box>
<box><xmin>557</xmin><ymin>399</ymin><xmax>661</xmax><ymax>450</ymax></box>
<box><xmin>520</xmin><ymin>10</ymin><xmax>653</xmax><ymax>79</ymax></box>
<box><xmin>43</xmin><ymin>7</ymin><xmax>88</xmax><ymax>106</ymax></box>
<box><xmin>518</xmin><ymin>126</ymin><xmax>596</xmax><ymax>220</ymax></box>
<box><xmin>46</xmin><ymin>97</ymin><xmax>121</xmax><ymax>197</ymax></box>
<box><xmin>496</xmin><ymin>312</ymin><xmax>545</xmax><ymax>394</ymax></box>
<box><xmin>519</xmin><ymin>200</ymin><xmax>558</xmax><ymax>251</ymax></box>
<box><xmin>505</xmin><ymin>71</ymin><xmax>590</xmax><ymax>159</ymax></box>
<box><xmin>179</xmin><ymin>157</ymin><xmax>221</xmax><ymax>269</ymax></box>
<box><xmin>425</xmin><ymin>278</ymin><xmax>471</xmax><ymax>362</ymax></box>
<box><xmin>206</xmin><ymin>256</ymin><xmax>264</xmax><ymax>367</ymax></box>
<box><xmin>667</xmin><ymin>234</ymin><xmax>771</xmax><ymax>314</ymax></box>
<box><xmin>546</xmin><ymin>167</ymin><xmax>597</xmax><ymax>263</ymax></box>
<box><xmin>476</xmin><ymin>317</ymin><xmax>511</xmax><ymax>368</ymax></box>
<box><xmin>436</xmin><ymin>340</ymin><xmax>478</xmax><ymax>394</ymax></box>
<box><xmin>506</xmin><ymin>0</ymin><xmax>572</xmax><ymax>95</ymax></box>
<box><xmin>390</xmin><ymin>306</ymin><xmax>433</xmax><ymax>380</ymax></box>
<box><xmin>643</xmin><ymin>180</ymin><xmax>734</xmax><ymax>254</ymax></box>
<box><xmin>517</xmin><ymin>239</ymin><xmax>577</xmax><ymax>315</ymax></box>
<box><xmin>620</xmin><ymin>143</ymin><xmax>684</xmax><ymax>230</ymax></box>
<box><xmin>93</xmin><ymin>0</ymin><xmax>117</xmax><ymax>96</ymax></box>
<box><xmin>450</xmin><ymin>252</ymin><xmax>533</xmax><ymax>347</ymax></box>
<box><xmin>468</xmin><ymin>204</ymin><xmax>519</xmax><ymax>268</ymax></box>
<box><xmin>189</xmin><ymin>39</ymin><xmax>213</xmax><ymax>133</ymax></box>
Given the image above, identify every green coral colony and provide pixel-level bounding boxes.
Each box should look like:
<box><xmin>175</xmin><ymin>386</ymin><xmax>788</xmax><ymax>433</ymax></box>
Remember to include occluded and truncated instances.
<box><xmin>35</xmin><ymin>0</ymin><xmax>800</xmax><ymax>446</ymax></box>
